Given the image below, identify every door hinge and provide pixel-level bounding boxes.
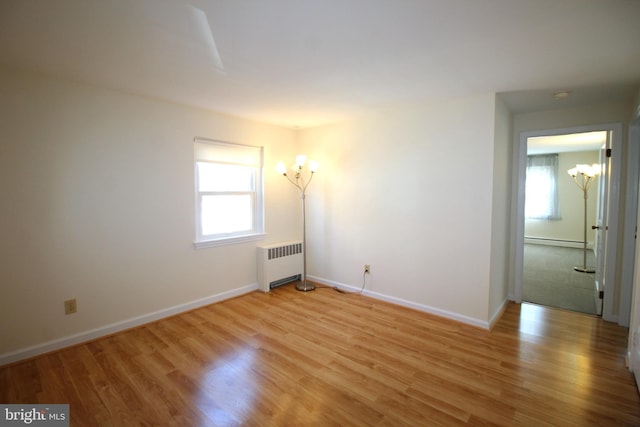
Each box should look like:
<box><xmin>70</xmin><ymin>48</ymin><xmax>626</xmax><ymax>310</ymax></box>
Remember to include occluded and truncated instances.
<box><xmin>606</xmin><ymin>148</ymin><xmax>612</xmax><ymax>158</ymax></box>
<box><xmin>599</xmin><ymin>291</ymin><xmax>604</xmax><ymax>299</ymax></box>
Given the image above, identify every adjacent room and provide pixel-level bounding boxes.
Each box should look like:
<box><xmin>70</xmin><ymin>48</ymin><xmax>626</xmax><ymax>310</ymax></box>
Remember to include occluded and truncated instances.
<box><xmin>523</xmin><ymin>133</ymin><xmax>604</xmax><ymax>315</ymax></box>
<box><xmin>2</xmin><ymin>0</ymin><xmax>640</xmax><ymax>424</ymax></box>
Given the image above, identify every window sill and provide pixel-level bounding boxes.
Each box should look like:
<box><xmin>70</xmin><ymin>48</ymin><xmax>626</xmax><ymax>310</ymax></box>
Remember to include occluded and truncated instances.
<box><xmin>194</xmin><ymin>233</ymin><xmax>266</xmax><ymax>249</ymax></box>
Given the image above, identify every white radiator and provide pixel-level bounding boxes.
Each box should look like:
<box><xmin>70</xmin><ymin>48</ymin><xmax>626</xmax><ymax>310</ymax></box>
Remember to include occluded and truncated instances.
<box><xmin>257</xmin><ymin>241</ymin><xmax>303</xmax><ymax>292</ymax></box>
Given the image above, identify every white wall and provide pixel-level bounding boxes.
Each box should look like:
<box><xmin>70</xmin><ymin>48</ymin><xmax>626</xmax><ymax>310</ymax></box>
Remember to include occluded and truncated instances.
<box><xmin>0</xmin><ymin>68</ymin><xmax>299</xmax><ymax>360</ymax></box>
<box><xmin>525</xmin><ymin>150</ymin><xmax>599</xmax><ymax>243</ymax></box>
<box><xmin>298</xmin><ymin>93</ymin><xmax>500</xmax><ymax>325</ymax></box>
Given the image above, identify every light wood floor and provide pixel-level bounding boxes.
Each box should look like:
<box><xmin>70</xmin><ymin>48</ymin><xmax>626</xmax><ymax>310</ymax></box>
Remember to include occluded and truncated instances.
<box><xmin>2</xmin><ymin>283</ymin><xmax>640</xmax><ymax>426</ymax></box>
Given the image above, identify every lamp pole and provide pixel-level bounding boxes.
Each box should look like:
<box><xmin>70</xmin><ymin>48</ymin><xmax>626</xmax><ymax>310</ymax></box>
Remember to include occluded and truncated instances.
<box><xmin>568</xmin><ymin>164</ymin><xmax>600</xmax><ymax>273</ymax></box>
<box><xmin>276</xmin><ymin>156</ymin><xmax>318</xmax><ymax>291</ymax></box>
<box><xmin>301</xmin><ymin>190</ymin><xmax>309</xmax><ymax>291</ymax></box>
<box><xmin>577</xmin><ymin>185</ymin><xmax>591</xmax><ymax>272</ymax></box>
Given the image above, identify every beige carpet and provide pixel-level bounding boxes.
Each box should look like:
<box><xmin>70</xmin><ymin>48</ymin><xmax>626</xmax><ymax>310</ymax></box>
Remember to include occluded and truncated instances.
<box><xmin>523</xmin><ymin>244</ymin><xmax>598</xmax><ymax>315</ymax></box>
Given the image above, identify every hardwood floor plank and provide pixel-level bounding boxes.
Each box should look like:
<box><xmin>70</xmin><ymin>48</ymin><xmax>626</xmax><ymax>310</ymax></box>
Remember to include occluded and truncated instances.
<box><xmin>2</xmin><ymin>283</ymin><xmax>640</xmax><ymax>425</ymax></box>
<box><xmin>374</xmin><ymin>390</ymin><xmax>470</xmax><ymax>426</ymax></box>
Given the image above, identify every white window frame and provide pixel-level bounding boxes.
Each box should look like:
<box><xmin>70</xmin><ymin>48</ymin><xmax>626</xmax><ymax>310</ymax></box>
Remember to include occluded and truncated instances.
<box><xmin>193</xmin><ymin>137</ymin><xmax>265</xmax><ymax>249</ymax></box>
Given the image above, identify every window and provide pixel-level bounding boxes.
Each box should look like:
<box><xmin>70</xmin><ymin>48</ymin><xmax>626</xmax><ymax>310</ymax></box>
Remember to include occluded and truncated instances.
<box><xmin>194</xmin><ymin>138</ymin><xmax>264</xmax><ymax>248</ymax></box>
<box><xmin>525</xmin><ymin>154</ymin><xmax>561</xmax><ymax>220</ymax></box>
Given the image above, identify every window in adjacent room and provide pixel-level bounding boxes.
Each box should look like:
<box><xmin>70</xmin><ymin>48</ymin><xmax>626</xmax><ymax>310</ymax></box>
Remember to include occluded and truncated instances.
<box><xmin>525</xmin><ymin>153</ymin><xmax>561</xmax><ymax>220</ymax></box>
<box><xmin>194</xmin><ymin>138</ymin><xmax>264</xmax><ymax>248</ymax></box>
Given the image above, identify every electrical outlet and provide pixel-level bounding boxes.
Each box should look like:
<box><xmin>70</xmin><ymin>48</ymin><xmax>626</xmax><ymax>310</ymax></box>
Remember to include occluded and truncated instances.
<box><xmin>364</xmin><ymin>264</ymin><xmax>370</xmax><ymax>274</ymax></box>
<box><xmin>64</xmin><ymin>298</ymin><xmax>77</xmax><ymax>315</ymax></box>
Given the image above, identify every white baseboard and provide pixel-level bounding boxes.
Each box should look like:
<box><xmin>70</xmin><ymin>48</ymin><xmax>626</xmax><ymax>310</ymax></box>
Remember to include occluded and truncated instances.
<box><xmin>0</xmin><ymin>283</ymin><xmax>258</xmax><ymax>367</ymax></box>
<box><xmin>308</xmin><ymin>275</ymin><xmax>491</xmax><ymax>329</ymax></box>
<box><xmin>489</xmin><ymin>299</ymin><xmax>509</xmax><ymax>330</ymax></box>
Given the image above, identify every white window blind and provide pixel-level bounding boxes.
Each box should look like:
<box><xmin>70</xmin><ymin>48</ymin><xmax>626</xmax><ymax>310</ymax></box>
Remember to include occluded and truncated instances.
<box><xmin>194</xmin><ymin>138</ymin><xmax>264</xmax><ymax>248</ymax></box>
<box><xmin>525</xmin><ymin>154</ymin><xmax>561</xmax><ymax>220</ymax></box>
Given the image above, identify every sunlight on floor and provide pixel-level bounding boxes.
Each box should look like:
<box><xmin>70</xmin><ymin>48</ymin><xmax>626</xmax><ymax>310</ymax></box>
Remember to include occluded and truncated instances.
<box><xmin>517</xmin><ymin>303</ymin><xmax>594</xmax><ymax>403</ymax></box>
<box><xmin>518</xmin><ymin>303</ymin><xmax>549</xmax><ymax>337</ymax></box>
<box><xmin>197</xmin><ymin>345</ymin><xmax>258</xmax><ymax>425</ymax></box>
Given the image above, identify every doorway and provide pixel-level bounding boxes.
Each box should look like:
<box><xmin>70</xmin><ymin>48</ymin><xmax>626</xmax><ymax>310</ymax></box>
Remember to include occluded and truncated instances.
<box><xmin>514</xmin><ymin>123</ymin><xmax>623</xmax><ymax>321</ymax></box>
<box><xmin>523</xmin><ymin>133</ymin><xmax>604</xmax><ymax>315</ymax></box>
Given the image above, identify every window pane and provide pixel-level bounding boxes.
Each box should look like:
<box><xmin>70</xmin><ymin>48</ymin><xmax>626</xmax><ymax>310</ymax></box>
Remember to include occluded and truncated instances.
<box><xmin>193</xmin><ymin>139</ymin><xmax>264</xmax><ymax>245</ymax></box>
<box><xmin>526</xmin><ymin>167</ymin><xmax>552</xmax><ymax>218</ymax></box>
<box><xmin>197</xmin><ymin>162</ymin><xmax>255</xmax><ymax>192</ymax></box>
<box><xmin>201</xmin><ymin>195</ymin><xmax>253</xmax><ymax>235</ymax></box>
<box><xmin>525</xmin><ymin>154</ymin><xmax>559</xmax><ymax>220</ymax></box>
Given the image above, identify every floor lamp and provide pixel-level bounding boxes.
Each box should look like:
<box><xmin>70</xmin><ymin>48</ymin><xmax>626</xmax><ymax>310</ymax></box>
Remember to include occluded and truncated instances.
<box><xmin>567</xmin><ymin>163</ymin><xmax>601</xmax><ymax>273</ymax></box>
<box><xmin>276</xmin><ymin>155</ymin><xmax>319</xmax><ymax>291</ymax></box>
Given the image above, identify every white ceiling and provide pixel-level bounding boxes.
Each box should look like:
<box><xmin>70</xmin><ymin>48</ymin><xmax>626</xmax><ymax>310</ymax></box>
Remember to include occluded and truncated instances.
<box><xmin>1</xmin><ymin>0</ymin><xmax>639</xmax><ymax>129</ymax></box>
<box><xmin>527</xmin><ymin>131</ymin><xmax>607</xmax><ymax>155</ymax></box>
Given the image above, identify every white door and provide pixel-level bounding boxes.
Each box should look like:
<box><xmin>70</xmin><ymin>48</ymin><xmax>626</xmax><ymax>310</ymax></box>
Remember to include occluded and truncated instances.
<box><xmin>593</xmin><ymin>131</ymin><xmax>612</xmax><ymax>316</ymax></box>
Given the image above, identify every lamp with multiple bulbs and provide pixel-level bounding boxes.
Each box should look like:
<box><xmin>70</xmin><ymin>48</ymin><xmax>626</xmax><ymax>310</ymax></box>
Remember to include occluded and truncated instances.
<box><xmin>276</xmin><ymin>155</ymin><xmax>319</xmax><ymax>291</ymax></box>
<box><xmin>568</xmin><ymin>163</ymin><xmax>601</xmax><ymax>183</ymax></box>
<box><xmin>567</xmin><ymin>163</ymin><xmax>601</xmax><ymax>273</ymax></box>
<box><xmin>276</xmin><ymin>155</ymin><xmax>319</xmax><ymax>180</ymax></box>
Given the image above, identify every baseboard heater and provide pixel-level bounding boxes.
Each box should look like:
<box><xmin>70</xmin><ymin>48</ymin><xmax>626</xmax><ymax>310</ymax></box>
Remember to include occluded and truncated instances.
<box><xmin>257</xmin><ymin>241</ymin><xmax>303</xmax><ymax>292</ymax></box>
<box><xmin>524</xmin><ymin>237</ymin><xmax>592</xmax><ymax>249</ymax></box>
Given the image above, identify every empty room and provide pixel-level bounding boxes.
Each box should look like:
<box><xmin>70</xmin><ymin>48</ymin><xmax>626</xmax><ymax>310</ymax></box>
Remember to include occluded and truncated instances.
<box><xmin>2</xmin><ymin>0</ymin><xmax>640</xmax><ymax>425</ymax></box>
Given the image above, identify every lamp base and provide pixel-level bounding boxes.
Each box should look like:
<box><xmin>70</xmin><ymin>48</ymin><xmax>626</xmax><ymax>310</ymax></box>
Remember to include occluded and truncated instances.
<box><xmin>574</xmin><ymin>266</ymin><xmax>595</xmax><ymax>274</ymax></box>
<box><xmin>296</xmin><ymin>281</ymin><xmax>315</xmax><ymax>292</ymax></box>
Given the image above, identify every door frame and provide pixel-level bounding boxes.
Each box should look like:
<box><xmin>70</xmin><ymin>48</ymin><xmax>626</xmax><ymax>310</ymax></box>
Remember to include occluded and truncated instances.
<box><xmin>513</xmin><ymin>123</ymin><xmax>623</xmax><ymax>322</ymax></box>
<box><xmin>627</xmin><ymin>115</ymin><xmax>640</xmax><ymax>376</ymax></box>
<box><xmin>619</xmin><ymin>121</ymin><xmax>640</xmax><ymax>327</ymax></box>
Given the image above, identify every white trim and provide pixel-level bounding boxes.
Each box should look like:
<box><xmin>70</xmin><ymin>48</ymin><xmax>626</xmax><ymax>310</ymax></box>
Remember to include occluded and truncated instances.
<box><xmin>194</xmin><ymin>233</ymin><xmax>266</xmax><ymax>249</ymax></box>
<box><xmin>0</xmin><ymin>283</ymin><xmax>258</xmax><ymax>367</ymax></box>
<box><xmin>308</xmin><ymin>275</ymin><xmax>490</xmax><ymax>329</ymax></box>
<box><xmin>620</xmin><ymin>122</ymin><xmax>640</xmax><ymax>327</ymax></box>
<box><xmin>627</xmin><ymin>114</ymin><xmax>640</xmax><ymax>371</ymax></box>
<box><xmin>513</xmin><ymin>129</ymin><xmax>527</xmax><ymax>303</ymax></box>
<box><xmin>514</xmin><ymin>123</ymin><xmax>623</xmax><ymax>319</ymax></box>
<box><xmin>489</xmin><ymin>298</ymin><xmax>509</xmax><ymax>330</ymax></box>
